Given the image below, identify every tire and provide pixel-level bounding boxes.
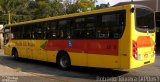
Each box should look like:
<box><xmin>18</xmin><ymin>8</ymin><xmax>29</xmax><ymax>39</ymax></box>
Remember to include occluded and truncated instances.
<box><xmin>57</xmin><ymin>52</ymin><xmax>71</xmax><ymax>70</ymax></box>
<box><xmin>12</xmin><ymin>49</ymin><xmax>19</xmax><ymax>60</ymax></box>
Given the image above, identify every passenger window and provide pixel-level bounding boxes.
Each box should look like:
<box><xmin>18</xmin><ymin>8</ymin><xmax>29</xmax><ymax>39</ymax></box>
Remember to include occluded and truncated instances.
<box><xmin>85</xmin><ymin>16</ymin><xmax>96</xmax><ymax>39</ymax></box>
<box><xmin>23</xmin><ymin>25</ymin><xmax>32</xmax><ymax>39</ymax></box>
<box><xmin>71</xmin><ymin>17</ymin><xmax>85</xmax><ymax>39</ymax></box>
<box><xmin>57</xmin><ymin>20</ymin><xmax>71</xmax><ymax>39</ymax></box>
<box><xmin>97</xmin><ymin>10</ymin><xmax>125</xmax><ymax>39</ymax></box>
<box><xmin>32</xmin><ymin>23</ymin><xmax>45</xmax><ymax>39</ymax></box>
<box><xmin>46</xmin><ymin>21</ymin><xmax>57</xmax><ymax>39</ymax></box>
<box><xmin>11</xmin><ymin>26</ymin><xmax>23</xmax><ymax>39</ymax></box>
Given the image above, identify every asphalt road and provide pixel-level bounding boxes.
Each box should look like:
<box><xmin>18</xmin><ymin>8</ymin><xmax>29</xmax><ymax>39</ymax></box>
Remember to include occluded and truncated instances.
<box><xmin>0</xmin><ymin>49</ymin><xmax>160</xmax><ymax>82</ymax></box>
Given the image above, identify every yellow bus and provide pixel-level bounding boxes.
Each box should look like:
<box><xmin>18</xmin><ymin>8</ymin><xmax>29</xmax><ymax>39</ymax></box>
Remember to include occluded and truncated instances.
<box><xmin>4</xmin><ymin>4</ymin><xmax>156</xmax><ymax>70</ymax></box>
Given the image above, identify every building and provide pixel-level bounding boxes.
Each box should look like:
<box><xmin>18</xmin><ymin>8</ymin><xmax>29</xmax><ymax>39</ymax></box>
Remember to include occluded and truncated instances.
<box><xmin>0</xmin><ymin>25</ymin><xmax>3</xmax><ymax>49</ymax></box>
<box><xmin>114</xmin><ymin>0</ymin><xmax>159</xmax><ymax>11</ymax></box>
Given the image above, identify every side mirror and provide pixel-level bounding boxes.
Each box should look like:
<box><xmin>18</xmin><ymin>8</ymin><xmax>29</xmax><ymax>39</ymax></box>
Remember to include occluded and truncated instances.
<box><xmin>131</xmin><ymin>8</ymin><xmax>135</xmax><ymax>13</ymax></box>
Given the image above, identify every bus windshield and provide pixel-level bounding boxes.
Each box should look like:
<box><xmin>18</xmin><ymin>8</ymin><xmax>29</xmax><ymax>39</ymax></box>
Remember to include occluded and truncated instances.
<box><xmin>136</xmin><ymin>7</ymin><xmax>155</xmax><ymax>33</ymax></box>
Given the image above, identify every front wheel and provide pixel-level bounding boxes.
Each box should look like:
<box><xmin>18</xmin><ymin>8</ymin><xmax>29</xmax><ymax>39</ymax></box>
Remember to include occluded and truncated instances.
<box><xmin>12</xmin><ymin>49</ymin><xmax>19</xmax><ymax>60</ymax></box>
<box><xmin>57</xmin><ymin>52</ymin><xmax>71</xmax><ymax>70</ymax></box>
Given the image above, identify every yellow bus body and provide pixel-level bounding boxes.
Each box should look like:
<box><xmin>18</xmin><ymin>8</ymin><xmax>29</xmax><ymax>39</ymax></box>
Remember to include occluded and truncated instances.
<box><xmin>4</xmin><ymin>4</ymin><xmax>156</xmax><ymax>69</ymax></box>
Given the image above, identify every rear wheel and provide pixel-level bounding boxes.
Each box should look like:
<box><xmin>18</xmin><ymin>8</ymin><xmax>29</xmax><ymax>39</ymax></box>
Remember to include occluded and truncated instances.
<box><xmin>57</xmin><ymin>52</ymin><xmax>71</xmax><ymax>70</ymax></box>
<box><xmin>12</xmin><ymin>49</ymin><xmax>19</xmax><ymax>60</ymax></box>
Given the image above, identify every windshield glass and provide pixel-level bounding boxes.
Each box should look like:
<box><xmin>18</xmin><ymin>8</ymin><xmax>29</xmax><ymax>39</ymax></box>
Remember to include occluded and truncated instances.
<box><xmin>3</xmin><ymin>27</ymin><xmax>11</xmax><ymax>45</ymax></box>
<box><xmin>136</xmin><ymin>7</ymin><xmax>155</xmax><ymax>33</ymax></box>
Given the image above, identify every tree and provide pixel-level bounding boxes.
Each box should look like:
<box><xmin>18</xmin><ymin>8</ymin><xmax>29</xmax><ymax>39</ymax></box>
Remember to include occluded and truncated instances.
<box><xmin>64</xmin><ymin>0</ymin><xmax>79</xmax><ymax>14</ymax></box>
<box><xmin>33</xmin><ymin>0</ymin><xmax>50</xmax><ymax>19</ymax></box>
<box><xmin>28</xmin><ymin>0</ymin><xmax>65</xmax><ymax>19</ymax></box>
<box><xmin>65</xmin><ymin>0</ymin><xmax>95</xmax><ymax>14</ymax></box>
<box><xmin>96</xmin><ymin>2</ymin><xmax>110</xmax><ymax>9</ymax></box>
<box><xmin>0</xmin><ymin>0</ymin><xmax>29</xmax><ymax>24</ymax></box>
<box><xmin>0</xmin><ymin>0</ymin><xmax>96</xmax><ymax>24</ymax></box>
<box><xmin>77</xmin><ymin>0</ymin><xmax>95</xmax><ymax>12</ymax></box>
<box><xmin>48</xmin><ymin>0</ymin><xmax>65</xmax><ymax>17</ymax></box>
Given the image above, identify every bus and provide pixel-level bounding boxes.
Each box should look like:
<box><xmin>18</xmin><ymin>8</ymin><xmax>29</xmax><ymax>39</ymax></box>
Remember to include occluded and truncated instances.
<box><xmin>3</xmin><ymin>4</ymin><xmax>156</xmax><ymax>70</ymax></box>
<box><xmin>155</xmin><ymin>12</ymin><xmax>160</xmax><ymax>46</ymax></box>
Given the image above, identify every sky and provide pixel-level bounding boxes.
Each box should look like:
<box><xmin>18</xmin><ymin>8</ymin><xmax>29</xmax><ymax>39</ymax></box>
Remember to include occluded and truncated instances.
<box><xmin>96</xmin><ymin>0</ymin><xmax>143</xmax><ymax>6</ymax></box>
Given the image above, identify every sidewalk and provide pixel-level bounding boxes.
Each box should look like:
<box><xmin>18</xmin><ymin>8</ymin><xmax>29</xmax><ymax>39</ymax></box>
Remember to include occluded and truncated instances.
<box><xmin>0</xmin><ymin>49</ymin><xmax>67</xmax><ymax>82</ymax></box>
<box><xmin>0</xmin><ymin>49</ymin><xmax>31</xmax><ymax>76</ymax></box>
<box><xmin>0</xmin><ymin>49</ymin><xmax>3</xmax><ymax>55</ymax></box>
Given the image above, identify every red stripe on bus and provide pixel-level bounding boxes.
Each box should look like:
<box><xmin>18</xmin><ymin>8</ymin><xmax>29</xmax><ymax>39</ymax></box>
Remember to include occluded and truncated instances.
<box><xmin>44</xmin><ymin>40</ymin><xmax>118</xmax><ymax>56</ymax></box>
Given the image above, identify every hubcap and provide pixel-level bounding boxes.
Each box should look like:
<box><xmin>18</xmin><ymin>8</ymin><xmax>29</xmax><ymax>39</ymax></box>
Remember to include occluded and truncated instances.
<box><xmin>60</xmin><ymin>56</ymin><xmax>69</xmax><ymax>68</ymax></box>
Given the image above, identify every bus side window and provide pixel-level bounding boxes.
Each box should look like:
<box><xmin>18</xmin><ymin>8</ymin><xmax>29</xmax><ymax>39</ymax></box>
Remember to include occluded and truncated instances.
<box><xmin>46</xmin><ymin>26</ymin><xmax>56</xmax><ymax>39</ymax></box>
<box><xmin>57</xmin><ymin>20</ymin><xmax>65</xmax><ymax>39</ymax></box>
<box><xmin>71</xmin><ymin>17</ymin><xmax>85</xmax><ymax>39</ymax></box>
<box><xmin>23</xmin><ymin>25</ymin><xmax>32</xmax><ymax>39</ymax></box>
<box><xmin>11</xmin><ymin>26</ymin><xmax>23</xmax><ymax>39</ymax></box>
<box><xmin>85</xmin><ymin>16</ymin><xmax>96</xmax><ymax>39</ymax></box>
<box><xmin>57</xmin><ymin>20</ymin><xmax>71</xmax><ymax>39</ymax></box>
<box><xmin>100</xmin><ymin>11</ymin><xmax>125</xmax><ymax>39</ymax></box>
<box><xmin>33</xmin><ymin>23</ymin><xmax>46</xmax><ymax>39</ymax></box>
<box><xmin>32</xmin><ymin>23</ymin><xmax>40</xmax><ymax>39</ymax></box>
<box><xmin>98</xmin><ymin>14</ymin><xmax>111</xmax><ymax>39</ymax></box>
<box><xmin>46</xmin><ymin>22</ymin><xmax>56</xmax><ymax>39</ymax></box>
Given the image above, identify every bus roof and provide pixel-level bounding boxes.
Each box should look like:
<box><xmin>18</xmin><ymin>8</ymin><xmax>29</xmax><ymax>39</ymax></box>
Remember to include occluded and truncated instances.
<box><xmin>5</xmin><ymin>4</ymin><xmax>135</xmax><ymax>27</ymax></box>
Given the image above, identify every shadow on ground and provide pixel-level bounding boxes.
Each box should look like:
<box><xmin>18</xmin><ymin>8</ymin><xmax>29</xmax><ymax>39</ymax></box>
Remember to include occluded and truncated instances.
<box><xmin>0</xmin><ymin>55</ymin><xmax>128</xmax><ymax>80</ymax></box>
<box><xmin>156</xmin><ymin>46</ymin><xmax>160</xmax><ymax>56</ymax></box>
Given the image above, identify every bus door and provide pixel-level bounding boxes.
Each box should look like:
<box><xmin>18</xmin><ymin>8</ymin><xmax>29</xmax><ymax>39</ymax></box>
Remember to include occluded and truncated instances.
<box><xmin>23</xmin><ymin>26</ymin><xmax>33</xmax><ymax>59</ymax></box>
<box><xmin>4</xmin><ymin>27</ymin><xmax>11</xmax><ymax>55</ymax></box>
<box><xmin>23</xmin><ymin>40</ymin><xmax>33</xmax><ymax>59</ymax></box>
<box><xmin>32</xmin><ymin>26</ymin><xmax>47</xmax><ymax>61</ymax></box>
<box><xmin>32</xmin><ymin>40</ymin><xmax>47</xmax><ymax>61</ymax></box>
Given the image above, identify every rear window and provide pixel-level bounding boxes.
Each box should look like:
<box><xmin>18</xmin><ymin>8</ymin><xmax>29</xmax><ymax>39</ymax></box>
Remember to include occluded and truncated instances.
<box><xmin>136</xmin><ymin>7</ymin><xmax>155</xmax><ymax>33</ymax></box>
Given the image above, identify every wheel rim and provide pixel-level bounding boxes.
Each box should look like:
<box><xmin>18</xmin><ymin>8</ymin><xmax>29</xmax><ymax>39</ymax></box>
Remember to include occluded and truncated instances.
<box><xmin>12</xmin><ymin>50</ymin><xmax>17</xmax><ymax>58</ymax></box>
<box><xmin>12</xmin><ymin>51</ymin><xmax>15</xmax><ymax>57</ymax></box>
<box><xmin>60</xmin><ymin>56</ymin><xmax>69</xmax><ymax>68</ymax></box>
<box><xmin>13</xmin><ymin>54</ymin><xmax>15</xmax><ymax>57</ymax></box>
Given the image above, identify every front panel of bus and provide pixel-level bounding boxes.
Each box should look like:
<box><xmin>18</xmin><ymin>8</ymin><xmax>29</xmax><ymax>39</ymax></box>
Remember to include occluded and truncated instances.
<box><xmin>130</xmin><ymin>5</ymin><xmax>156</xmax><ymax>68</ymax></box>
<box><xmin>3</xmin><ymin>27</ymin><xmax>12</xmax><ymax>55</ymax></box>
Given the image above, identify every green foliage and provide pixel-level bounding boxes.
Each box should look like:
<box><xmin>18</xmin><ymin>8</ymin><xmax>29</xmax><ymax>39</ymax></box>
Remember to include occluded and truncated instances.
<box><xmin>0</xmin><ymin>0</ymin><xmax>65</xmax><ymax>24</ymax></box>
<box><xmin>0</xmin><ymin>0</ymin><xmax>98</xmax><ymax>24</ymax></box>
<box><xmin>34</xmin><ymin>1</ymin><xmax>50</xmax><ymax>18</ymax></box>
<box><xmin>66</xmin><ymin>3</ymin><xmax>80</xmax><ymax>13</ymax></box>
<box><xmin>65</xmin><ymin>0</ymin><xmax>95</xmax><ymax>14</ymax></box>
<box><xmin>48</xmin><ymin>0</ymin><xmax>65</xmax><ymax>17</ymax></box>
<box><xmin>31</xmin><ymin>0</ymin><xmax>65</xmax><ymax>19</ymax></box>
<box><xmin>78</xmin><ymin>0</ymin><xmax>95</xmax><ymax>11</ymax></box>
<box><xmin>0</xmin><ymin>15</ymin><xmax>8</xmax><ymax>24</ymax></box>
<box><xmin>0</xmin><ymin>0</ymin><xmax>29</xmax><ymax>24</ymax></box>
<box><xmin>96</xmin><ymin>3</ymin><xmax>110</xmax><ymax>9</ymax></box>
